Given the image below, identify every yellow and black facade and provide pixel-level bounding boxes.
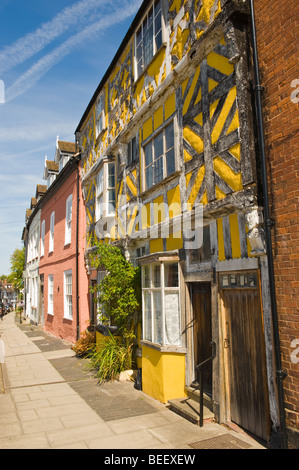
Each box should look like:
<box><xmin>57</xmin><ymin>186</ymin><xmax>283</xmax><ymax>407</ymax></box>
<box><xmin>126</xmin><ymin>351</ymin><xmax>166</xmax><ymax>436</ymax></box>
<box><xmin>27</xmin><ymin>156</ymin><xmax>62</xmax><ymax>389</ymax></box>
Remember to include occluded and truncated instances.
<box><xmin>76</xmin><ymin>0</ymin><xmax>279</xmax><ymax>445</ymax></box>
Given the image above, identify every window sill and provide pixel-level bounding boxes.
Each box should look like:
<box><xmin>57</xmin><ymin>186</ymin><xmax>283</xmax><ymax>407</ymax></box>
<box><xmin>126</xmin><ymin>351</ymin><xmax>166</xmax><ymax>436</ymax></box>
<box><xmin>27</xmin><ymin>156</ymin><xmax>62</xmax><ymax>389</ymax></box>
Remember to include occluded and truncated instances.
<box><xmin>140</xmin><ymin>169</ymin><xmax>181</xmax><ymax>199</ymax></box>
<box><xmin>63</xmin><ymin>316</ymin><xmax>73</xmax><ymax>321</ymax></box>
<box><xmin>95</xmin><ymin>127</ymin><xmax>108</xmax><ymax>146</ymax></box>
<box><xmin>133</xmin><ymin>43</ymin><xmax>167</xmax><ymax>86</ymax></box>
<box><xmin>140</xmin><ymin>340</ymin><xmax>186</xmax><ymax>354</ymax></box>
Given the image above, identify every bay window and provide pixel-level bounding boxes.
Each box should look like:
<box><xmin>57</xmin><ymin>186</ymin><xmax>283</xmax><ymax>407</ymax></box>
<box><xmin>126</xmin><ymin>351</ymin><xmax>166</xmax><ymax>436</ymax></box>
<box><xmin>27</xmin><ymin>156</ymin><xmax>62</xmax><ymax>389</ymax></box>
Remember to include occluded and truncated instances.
<box><xmin>142</xmin><ymin>262</ymin><xmax>180</xmax><ymax>346</ymax></box>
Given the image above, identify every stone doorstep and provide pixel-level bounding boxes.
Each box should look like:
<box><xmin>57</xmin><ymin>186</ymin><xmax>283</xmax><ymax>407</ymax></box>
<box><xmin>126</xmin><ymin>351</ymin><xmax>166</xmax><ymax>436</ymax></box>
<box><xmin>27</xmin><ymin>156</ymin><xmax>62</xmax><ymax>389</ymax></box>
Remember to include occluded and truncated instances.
<box><xmin>185</xmin><ymin>386</ymin><xmax>213</xmax><ymax>411</ymax></box>
<box><xmin>168</xmin><ymin>397</ymin><xmax>214</xmax><ymax>425</ymax></box>
<box><xmin>168</xmin><ymin>385</ymin><xmax>214</xmax><ymax>425</ymax></box>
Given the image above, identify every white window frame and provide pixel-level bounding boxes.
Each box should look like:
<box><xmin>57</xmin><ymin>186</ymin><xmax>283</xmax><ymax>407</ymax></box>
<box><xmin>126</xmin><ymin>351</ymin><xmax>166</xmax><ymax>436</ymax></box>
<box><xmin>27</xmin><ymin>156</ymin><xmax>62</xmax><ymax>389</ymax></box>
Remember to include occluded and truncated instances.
<box><xmin>64</xmin><ymin>269</ymin><xmax>73</xmax><ymax>320</ymax></box>
<box><xmin>96</xmin><ymin>92</ymin><xmax>105</xmax><ymax>137</ymax></box>
<box><xmin>142</xmin><ymin>262</ymin><xmax>180</xmax><ymax>346</ymax></box>
<box><xmin>40</xmin><ymin>220</ymin><xmax>45</xmax><ymax>257</ymax></box>
<box><xmin>143</xmin><ymin>120</ymin><xmax>175</xmax><ymax>191</ymax></box>
<box><xmin>95</xmin><ymin>167</ymin><xmax>104</xmax><ymax>221</ymax></box>
<box><xmin>65</xmin><ymin>194</ymin><xmax>73</xmax><ymax>245</ymax></box>
<box><xmin>49</xmin><ymin>211</ymin><xmax>55</xmax><ymax>252</ymax></box>
<box><xmin>107</xmin><ymin>162</ymin><xmax>116</xmax><ymax>215</ymax></box>
<box><xmin>59</xmin><ymin>154</ymin><xmax>70</xmax><ymax>172</ymax></box>
<box><xmin>135</xmin><ymin>0</ymin><xmax>163</xmax><ymax>79</ymax></box>
<box><xmin>48</xmin><ymin>274</ymin><xmax>54</xmax><ymax>315</ymax></box>
<box><xmin>95</xmin><ymin>163</ymin><xmax>116</xmax><ymax>220</ymax></box>
<box><xmin>127</xmin><ymin>135</ymin><xmax>138</xmax><ymax>166</ymax></box>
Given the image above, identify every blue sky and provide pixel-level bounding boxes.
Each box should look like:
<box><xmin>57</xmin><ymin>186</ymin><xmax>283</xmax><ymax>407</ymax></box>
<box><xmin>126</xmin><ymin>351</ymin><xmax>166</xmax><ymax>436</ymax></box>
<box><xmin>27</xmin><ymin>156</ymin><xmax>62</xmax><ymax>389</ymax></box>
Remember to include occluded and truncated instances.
<box><xmin>0</xmin><ymin>0</ymin><xmax>143</xmax><ymax>275</ymax></box>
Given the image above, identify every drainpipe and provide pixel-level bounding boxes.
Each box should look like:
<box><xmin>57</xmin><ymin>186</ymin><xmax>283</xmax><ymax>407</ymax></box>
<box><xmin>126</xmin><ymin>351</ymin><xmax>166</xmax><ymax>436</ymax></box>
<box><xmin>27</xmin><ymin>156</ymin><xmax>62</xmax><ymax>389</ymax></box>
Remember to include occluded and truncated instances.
<box><xmin>249</xmin><ymin>0</ymin><xmax>288</xmax><ymax>449</ymax></box>
<box><xmin>76</xmin><ymin>156</ymin><xmax>80</xmax><ymax>341</ymax></box>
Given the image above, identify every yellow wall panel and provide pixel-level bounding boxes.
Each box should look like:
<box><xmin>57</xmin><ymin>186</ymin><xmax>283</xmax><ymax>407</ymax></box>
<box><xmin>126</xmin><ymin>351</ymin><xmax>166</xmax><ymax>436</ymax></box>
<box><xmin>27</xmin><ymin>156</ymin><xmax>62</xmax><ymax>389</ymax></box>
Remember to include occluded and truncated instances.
<box><xmin>229</xmin><ymin>213</ymin><xmax>241</xmax><ymax>259</ymax></box>
<box><xmin>217</xmin><ymin>218</ymin><xmax>225</xmax><ymax>261</ymax></box>
<box><xmin>154</xmin><ymin>106</ymin><xmax>164</xmax><ymax>131</ymax></box>
<box><xmin>142</xmin><ymin>346</ymin><xmax>186</xmax><ymax>403</ymax></box>
<box><xmin>143</xmin><ymin>117</ymin><xmax>153</xmax><ymax>141</ymax></box>
<box><xmin>213</xmin><ymin>156</ymin><xmax>242</xmax><ymax>192</ymax></box>
<box><xmin>165</xmin><ymin>93</ymin><xmax>176</xmax><ymax>121</ymax></box>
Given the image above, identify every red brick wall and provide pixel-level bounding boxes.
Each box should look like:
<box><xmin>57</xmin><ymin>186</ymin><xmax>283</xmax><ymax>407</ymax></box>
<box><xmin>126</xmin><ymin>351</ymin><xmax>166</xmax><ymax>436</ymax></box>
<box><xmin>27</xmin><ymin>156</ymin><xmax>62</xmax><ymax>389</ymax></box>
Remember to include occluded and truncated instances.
<box><xmin>39</xmin><ymin>162</ymin><xmax>89</xmax><ymax>344</ymax></box>
<box><xmin>254</xmin><ymin>0</ymin><xmax>299</xmax><ymax>433</ymax></box>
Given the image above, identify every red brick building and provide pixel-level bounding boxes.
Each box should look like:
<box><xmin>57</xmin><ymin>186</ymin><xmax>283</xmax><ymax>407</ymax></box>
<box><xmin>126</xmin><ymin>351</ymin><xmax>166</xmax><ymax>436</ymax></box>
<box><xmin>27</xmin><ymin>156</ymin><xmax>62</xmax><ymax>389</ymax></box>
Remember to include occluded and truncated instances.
<box><xmin>253</xmin><ymin>0</ymin><xmax>299</xmax><ymax>448</ymax></box>
<box><xmin>38</xmin><ymin>148</ymin><xmax>89</xmax><ymax>344</ymax></box>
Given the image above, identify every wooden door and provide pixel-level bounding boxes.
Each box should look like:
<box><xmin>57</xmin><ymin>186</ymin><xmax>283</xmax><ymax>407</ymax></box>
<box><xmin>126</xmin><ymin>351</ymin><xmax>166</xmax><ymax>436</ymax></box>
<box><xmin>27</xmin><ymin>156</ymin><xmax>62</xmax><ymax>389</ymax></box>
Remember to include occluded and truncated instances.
<box><xmin>191</xmin><ymin>283</ymin><xmax>212</xmax><ymax>395</ymax></box>
<box><xmin>222</xmin><ymin>283</ymin><xmax>270</xmax><ymax>441</ymax></box>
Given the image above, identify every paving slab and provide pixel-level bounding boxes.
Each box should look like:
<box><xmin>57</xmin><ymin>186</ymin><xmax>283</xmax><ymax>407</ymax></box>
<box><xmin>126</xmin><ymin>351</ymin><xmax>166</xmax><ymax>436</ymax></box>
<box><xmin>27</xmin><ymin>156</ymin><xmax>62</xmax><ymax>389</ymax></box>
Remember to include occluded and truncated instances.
<box><xmin>0</xmin><ymin>312</ymin><xmax>266</xmax><ymax>450</ymax></box>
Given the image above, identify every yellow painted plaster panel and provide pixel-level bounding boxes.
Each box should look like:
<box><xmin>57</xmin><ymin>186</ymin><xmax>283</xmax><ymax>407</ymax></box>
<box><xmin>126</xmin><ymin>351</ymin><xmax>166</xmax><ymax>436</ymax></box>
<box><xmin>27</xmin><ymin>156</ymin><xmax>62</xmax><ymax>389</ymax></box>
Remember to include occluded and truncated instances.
<box><xmin>213</xmin><ymin>156</ymin><xmax>242</xmax><ymax>192</ymax></box>
<box><xmin>211</xmin><ymin>87</ymin><xmax>237</xmax><ymax>145</ymax></box>
<box><xmin>143</xmin><ymin>117</ymin><xmax>153</xmax><ymax>141</ymax></box>
<box><xmin>229</xmin><ymin>143</ymin><xmax>241</xmax><ymax>161</ymax></box>
<box><xmin>165</xmin><ymin>93</ymin><xmax>176</xmax><ymax>121</ymax></box>
<box><xmin>150</xmin><ymin>238</ymin><xmax>164</xmax><ymax>253</ymax></box>
<box><xmin>207</xmin><ymin>51</ymin><xmax>234</xmax><ymax>76</ymax></box>
<box><xmin>217</xmin><ymin>218</ymin><xmax>225</xmax><ymax>261</ymax></box>
<box><xmin>166</xmin><ymin>233</ymin><xmax>183</xmax><ymax>251</ymax></box>
<box><xmin>167</xmin><ymin>186</ymin><xmax>181</xmax><ymax>218</ymax></box>
<box><xmin>229</xmin><ymin>213</ymin><xmax>241</xmax><ymax>259</ymax></box>
<box><xmin>142</xmin><ymin>345</ymin><xmax>186</xmax><ymax>403</ymax></box>
<box><xmin>154</xmin><ymin>106</ymin><xmax>164</xmax><ymax>131</ymax></box>
<box><xmin>141</xmin><ymin>203</ymin><xmax>151</xmax><ymax>229</ymax></box>
<box><xmin>126</xmin><ymin>175</ymin><xmax>137</xmax><ymax>197</ymax></box>
<box><xmin>183</xmin><ymin>66</ymin><xmax>200</xmax><ymax>116</ymax></box>
<box><xmin>183</xmin><ymin>126</ymin><xmax>204</xmax><ymax>154</ymax></box>
<box><xmin>153</xmin><ymin>195</ymin><xmax>166</xmax><ymax>224</ymax></box>
<box><xmin>188</xmin><ymin>165</ymin><xmax>205</xmax><ymax>208</ymax></box>
<box><xmin>148</xmin><ymin>47</ymin><xmax>166</xmax><ymax>87</ymax></box>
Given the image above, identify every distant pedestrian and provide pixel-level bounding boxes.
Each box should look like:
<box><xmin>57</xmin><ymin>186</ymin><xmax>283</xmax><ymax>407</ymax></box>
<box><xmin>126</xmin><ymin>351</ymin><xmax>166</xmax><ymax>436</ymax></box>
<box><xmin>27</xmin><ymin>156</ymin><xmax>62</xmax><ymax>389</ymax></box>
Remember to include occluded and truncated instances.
<box><xmin>0</xmin><ymin>301</ymin><xmax>3</xmax><ymax>321</ymax></box>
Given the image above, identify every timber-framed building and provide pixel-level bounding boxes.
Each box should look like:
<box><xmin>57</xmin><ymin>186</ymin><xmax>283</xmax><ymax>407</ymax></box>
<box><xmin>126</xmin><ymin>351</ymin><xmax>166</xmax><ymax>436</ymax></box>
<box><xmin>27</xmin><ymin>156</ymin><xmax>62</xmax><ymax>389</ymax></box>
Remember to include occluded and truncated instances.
<box><xmin>75</xmin><ymin>0</ymin><xmax>285</xmax><ymax>446</ymax></box>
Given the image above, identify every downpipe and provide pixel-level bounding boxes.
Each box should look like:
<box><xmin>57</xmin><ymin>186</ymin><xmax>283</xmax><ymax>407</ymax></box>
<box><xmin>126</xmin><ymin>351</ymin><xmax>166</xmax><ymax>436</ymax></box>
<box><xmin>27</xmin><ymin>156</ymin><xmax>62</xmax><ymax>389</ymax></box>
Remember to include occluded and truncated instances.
<box><xmin>249</xmin><ymin>0</ymin><xmax>288</xmax><ymax>449</ymax></box>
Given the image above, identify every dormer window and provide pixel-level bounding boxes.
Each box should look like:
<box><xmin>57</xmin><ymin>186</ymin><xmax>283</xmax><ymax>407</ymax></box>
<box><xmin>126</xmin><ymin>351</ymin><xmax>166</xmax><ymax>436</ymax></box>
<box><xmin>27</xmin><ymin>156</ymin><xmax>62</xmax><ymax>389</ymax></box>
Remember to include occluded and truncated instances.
<box><xmin>135</xmin><ymin>0</ymin><xmax>162</xmax><ymax>79</ymax></box>
<box><xmin>47</xmin><ymin>173</ymin><xmax>56</xmax><ymax>188</ymax></box>
<box><xmin>59</xmin><ymin>154</ymin><xmax>70</xmax><ymax>172</ymax></box>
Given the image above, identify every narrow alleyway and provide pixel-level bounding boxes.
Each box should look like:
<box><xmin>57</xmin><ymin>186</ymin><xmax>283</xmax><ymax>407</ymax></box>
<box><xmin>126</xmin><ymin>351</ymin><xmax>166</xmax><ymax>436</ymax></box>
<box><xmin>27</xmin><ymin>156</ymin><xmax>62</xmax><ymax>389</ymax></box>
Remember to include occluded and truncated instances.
<box><xmin>0</xmin><ymin>312</ymin><xmax>266</xmax><ymax>450</ymax></box>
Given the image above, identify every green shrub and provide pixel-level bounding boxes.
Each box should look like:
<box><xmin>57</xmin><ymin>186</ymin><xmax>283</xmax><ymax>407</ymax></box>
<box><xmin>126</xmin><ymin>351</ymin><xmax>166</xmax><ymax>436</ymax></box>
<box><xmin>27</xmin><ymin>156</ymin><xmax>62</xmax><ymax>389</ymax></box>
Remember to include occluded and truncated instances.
<box><xmin>89</xmin><ymin>333</ymin><xmax>132</xmax><ymax>382</ymax></box>
<box><xmin>72</xmin><ymin>330</ymin><xmax>96</xmax><ymax>357</ymax></box>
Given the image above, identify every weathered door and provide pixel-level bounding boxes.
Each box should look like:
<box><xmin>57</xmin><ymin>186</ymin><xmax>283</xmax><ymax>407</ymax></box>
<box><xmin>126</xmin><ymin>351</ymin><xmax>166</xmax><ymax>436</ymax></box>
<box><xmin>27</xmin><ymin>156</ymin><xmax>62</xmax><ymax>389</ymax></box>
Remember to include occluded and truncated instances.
<box><xmin>191</xmin><ymin>282</ymin><xmax>212</xmax><ymax>395</ymax></box>
<box><xmin>221</xmin><ymin>273</ymin><xmax>270</xmax><ymax>441</ymax></box>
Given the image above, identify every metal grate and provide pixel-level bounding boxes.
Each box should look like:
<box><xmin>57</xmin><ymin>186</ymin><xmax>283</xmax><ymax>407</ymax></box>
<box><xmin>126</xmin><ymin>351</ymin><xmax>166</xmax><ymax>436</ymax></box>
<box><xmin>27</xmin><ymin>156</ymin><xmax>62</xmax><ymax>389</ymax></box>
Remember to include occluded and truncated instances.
<box><xmin>189</xmin><ymin>434</ymin><xmax>253</xmax><ymax>449</ymax></box>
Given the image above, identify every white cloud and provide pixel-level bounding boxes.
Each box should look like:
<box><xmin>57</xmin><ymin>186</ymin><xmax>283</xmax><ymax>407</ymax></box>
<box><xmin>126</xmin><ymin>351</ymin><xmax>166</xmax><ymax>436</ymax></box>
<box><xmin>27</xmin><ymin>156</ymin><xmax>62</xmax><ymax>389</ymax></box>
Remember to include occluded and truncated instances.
<box><xmin>5</xmin><ymin>0</ymin><xmax>141</xmax><ymax>102</ymax></box>
<box><xmin>0</xmin><ymin>0</ymin><xmax>114</xmax><ymax>74</ymax></box>
<box><xmin>0</xmin><ymin>120</ymin><xmax>77</xmax><ymax>142</ymax></box>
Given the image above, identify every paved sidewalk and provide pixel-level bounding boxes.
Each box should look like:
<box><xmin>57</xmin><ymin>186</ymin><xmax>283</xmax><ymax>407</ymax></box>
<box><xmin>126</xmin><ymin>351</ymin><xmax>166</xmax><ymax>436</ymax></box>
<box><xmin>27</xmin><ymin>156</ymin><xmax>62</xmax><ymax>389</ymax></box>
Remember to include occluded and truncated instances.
<box><xmin>0</xmin><ymin>312</ymin><xmax>266</xmax><ymax>450</ymax></box>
